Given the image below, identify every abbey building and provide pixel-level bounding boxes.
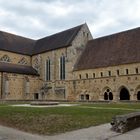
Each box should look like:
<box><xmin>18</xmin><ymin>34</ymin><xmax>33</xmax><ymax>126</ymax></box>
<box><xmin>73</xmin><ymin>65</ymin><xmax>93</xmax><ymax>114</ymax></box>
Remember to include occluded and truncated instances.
<box><xmin>0</xmin><ymin>23</ymin><xmax>140</xmax><ymax>101</ymax></box>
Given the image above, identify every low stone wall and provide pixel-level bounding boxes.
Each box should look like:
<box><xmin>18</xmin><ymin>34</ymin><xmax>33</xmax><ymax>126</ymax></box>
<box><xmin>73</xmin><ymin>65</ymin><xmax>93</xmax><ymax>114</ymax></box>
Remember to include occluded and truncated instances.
<box><xmin>111</xmin><ymin>112</ymin><xmax>140</xmax><ymax>133</ymax></box>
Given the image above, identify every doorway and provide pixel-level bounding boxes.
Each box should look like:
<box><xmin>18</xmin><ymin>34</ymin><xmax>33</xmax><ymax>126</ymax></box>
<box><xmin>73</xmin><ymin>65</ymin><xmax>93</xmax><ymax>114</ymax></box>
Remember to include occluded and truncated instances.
<box><xmin>120</xmin><ymin>88</ymin><xmax>130</xmax><ymax>100</ymax></box>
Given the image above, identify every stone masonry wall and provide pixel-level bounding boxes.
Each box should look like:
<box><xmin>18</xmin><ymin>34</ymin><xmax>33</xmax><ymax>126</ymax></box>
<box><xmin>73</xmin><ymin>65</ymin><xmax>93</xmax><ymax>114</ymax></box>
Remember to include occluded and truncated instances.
<box><xmin>0</xmin><ymin>72</ymin><xmax>42</xmax><ymax>100</ymax></box>
<box><xmin>0</xmin><ymin>50</ymin><xmax>31</xmax><ymax>66</ymax></box>
<box><xmin>71</xmin><ymin>63</ymin><xmax>140</xmax><ymax>101</ymax></box>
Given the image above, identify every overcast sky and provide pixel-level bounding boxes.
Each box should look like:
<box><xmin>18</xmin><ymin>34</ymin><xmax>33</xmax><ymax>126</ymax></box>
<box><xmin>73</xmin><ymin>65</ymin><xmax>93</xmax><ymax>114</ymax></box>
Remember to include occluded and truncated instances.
<box><xmin>0</xmin><ymin>0</ymin><xmax>140</xmax><ymax>39</ymax></box>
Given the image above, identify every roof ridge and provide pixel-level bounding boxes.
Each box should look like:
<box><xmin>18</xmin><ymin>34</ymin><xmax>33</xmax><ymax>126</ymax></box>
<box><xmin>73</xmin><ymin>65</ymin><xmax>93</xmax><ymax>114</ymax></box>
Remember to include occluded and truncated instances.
<box><xmin>74</xmin><ymin>26</ymin><xmax>140</xmax><ymax>71</ymax></box>
<box><xmin>0</xmin><ymin>30</ymin><xmax>35</xmax><ymax>41</ymax></box>
<box><xmin>37</xmin><ymin>24</ymin><xmax>84</xmax><ymax>41</ymax></box>
<box><xmin>94</xmin><ymin>26</ymin><xmax>140</xmax><ymax>40</ymax></box>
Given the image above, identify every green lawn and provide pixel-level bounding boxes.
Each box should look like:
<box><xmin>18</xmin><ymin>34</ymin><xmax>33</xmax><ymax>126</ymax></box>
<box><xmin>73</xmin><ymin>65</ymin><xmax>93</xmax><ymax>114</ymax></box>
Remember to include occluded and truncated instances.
<box><xmin>0</xmin><ymin>103</ymin><xmax>139</xmax><ymax>135</ymax></box>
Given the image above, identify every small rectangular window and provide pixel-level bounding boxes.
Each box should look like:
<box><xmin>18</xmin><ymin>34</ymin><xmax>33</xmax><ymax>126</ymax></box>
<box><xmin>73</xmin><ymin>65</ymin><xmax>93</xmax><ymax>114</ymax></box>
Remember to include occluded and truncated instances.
<box><xmin>117</xmin><ymin>70</ymin><xmax>119</xmax><ymax>75</ymax></box>
<box><xmin>93</xmin><ymin>73</ymin><xmax>95</xmax><ymax>78</ymax></box>
<box><xmin>101</xmin><ymin>72</ymin><xmax>103</xmax><ymax>77</ymax></box>
<box><xmin>108</xmin><ymin>71</ymin><xmax>111</xmax><ymax>76</ymax></box>
<box><xmin>79</xmin><ymin>74</ymin><xmax>81</xmax><ymax>79</ymax></box>
<box><xmin>126</xmin><ymin>69</ymin><xmax>129</xmax><ymax>75</ymax></box>
<box><xmin>136</xmin><ymin>68</ymin><xmax>139</xmax><ymax>74</ymax></box>
<box><xmin>86</xmin><ymin>73</ymin><xmax>88</xmax><ymax>79</ymax></box>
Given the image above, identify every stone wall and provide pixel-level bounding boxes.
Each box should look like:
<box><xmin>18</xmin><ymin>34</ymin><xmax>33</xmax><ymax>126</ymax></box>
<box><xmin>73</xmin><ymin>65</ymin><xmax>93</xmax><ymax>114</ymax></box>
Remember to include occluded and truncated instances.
<box><xmin>72</xmin><ymin>63</ymin><xmax>140</xmax><ymax>101</ymax></box>
<box><xmin>31</xmin><ymin>24</ymin><xmax>92</xmax><ymax>100</ymax></box>
<box><xmin>111</xmin><ymin>112</ymin><xmax>140</xmax><ymax>133</ymax></box>
<box><xmin>0</xmin><ymin>50</ymin><xmax>31</xmax><ymax>66</ymax></box>
<box><xmin>0</xmin><ymin>72</ymin><xmax>42</xmax><ymax>100</ymax></box>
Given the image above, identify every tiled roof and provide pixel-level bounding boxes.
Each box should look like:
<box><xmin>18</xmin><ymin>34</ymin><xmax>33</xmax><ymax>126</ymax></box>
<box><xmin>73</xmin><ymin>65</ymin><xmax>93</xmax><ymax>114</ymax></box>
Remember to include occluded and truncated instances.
<box><xmin>32</xmin><ymin>24</ymin><xmax>83</xmax><ymax>55</ymax></box>
<box><xmin>0</xmin><ymin>31</ymin><xmax>35</xmax><ymax>55</ymax></box>
<box><xmin>0</xmin><ymin>62</ymin><xmax>39</xmax><ymax>75</ymax></box>
<box><xmin>0</xmin><ymin>24</ymin><xmax>84</xmax><ymax>55</ymax></box>
<box><xmin>74</xmin><ymin>27</ymin><xmax>140</xmax><ymax>70</ymax></box>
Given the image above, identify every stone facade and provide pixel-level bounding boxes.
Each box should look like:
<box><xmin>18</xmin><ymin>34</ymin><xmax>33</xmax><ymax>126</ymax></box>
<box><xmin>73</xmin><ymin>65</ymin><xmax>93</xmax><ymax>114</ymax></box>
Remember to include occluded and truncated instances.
<box><xmin>32</xmin><ymin>24</ymin><xmax>93</xmax><ymax>100</ymax></box>
<box><xmin>0</xmin><ymin>24</ymin><xmax>140</xmax><ymax>101</ymax></box>
<box><xmin>73</xmin><ymin>63</ymin><xmax>140</xmax><ymax>101</ymax></box>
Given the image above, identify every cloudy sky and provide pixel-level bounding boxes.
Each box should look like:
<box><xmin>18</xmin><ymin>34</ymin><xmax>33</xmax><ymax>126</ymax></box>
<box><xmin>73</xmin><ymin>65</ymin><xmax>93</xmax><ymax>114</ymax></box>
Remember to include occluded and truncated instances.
<box><xmin>0</xmin><ymin>0</ymin><xmax>140</xmax><ymax>39</ymax></box>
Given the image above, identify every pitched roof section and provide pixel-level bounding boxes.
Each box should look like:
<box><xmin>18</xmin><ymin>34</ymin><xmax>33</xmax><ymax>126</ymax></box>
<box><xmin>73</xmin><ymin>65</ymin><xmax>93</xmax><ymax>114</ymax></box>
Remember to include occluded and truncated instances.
<box><xmin>0</xmin><ymin>24</ymin><xmax>83</xmax><ymax>55</ymax></box>
<box><xmin>74</xmin><ymin>27</ymin><xmax>140</xmax><ymax>71</ymax></box>
<box><xmin>32</xmin><ymin>24</ymin><xmax>84</xmax><ymax>55</ymax></box>
<box><xmin>0</xmin><ymin>62</ymin><xmax>39</xmax><ymax>76</ymax></box>
<box><xmin>0</xmin><ymin>31</ymin><xmax>35</xmax><ymax>55</ymax></box>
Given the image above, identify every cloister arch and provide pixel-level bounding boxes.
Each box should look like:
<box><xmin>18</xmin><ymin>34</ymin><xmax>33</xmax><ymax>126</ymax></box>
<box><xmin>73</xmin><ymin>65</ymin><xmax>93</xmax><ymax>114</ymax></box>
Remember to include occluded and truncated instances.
<box><xmin>119</xmin><ymin>86</ymin><xmax>130</xmax><ymax>100</ymax></box>
<box><xmin>134</xmin><ymin>85</ymin><xmax>140</xmax><ymax>100</ymax></box>
<box><xmin>137</xmin><ymin>91</ymin><xmax>140</xmax><ymax>100</ymax></box>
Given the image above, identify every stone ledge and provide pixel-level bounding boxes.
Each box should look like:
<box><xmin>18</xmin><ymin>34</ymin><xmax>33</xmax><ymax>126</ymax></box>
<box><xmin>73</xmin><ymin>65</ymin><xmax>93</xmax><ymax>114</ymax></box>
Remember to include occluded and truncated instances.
<box><xmin>111</xmin><ymin>112</ymin><xmax>140</xmax><ymax>133</ymax></box>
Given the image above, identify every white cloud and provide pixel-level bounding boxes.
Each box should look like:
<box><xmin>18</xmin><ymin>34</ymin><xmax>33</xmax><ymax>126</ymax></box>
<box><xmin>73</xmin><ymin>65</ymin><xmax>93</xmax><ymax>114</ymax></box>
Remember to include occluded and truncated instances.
<box><xmin>0</xmin><ymin>0</ymin><xmax>139</xmax><ymax>39</ymax></box>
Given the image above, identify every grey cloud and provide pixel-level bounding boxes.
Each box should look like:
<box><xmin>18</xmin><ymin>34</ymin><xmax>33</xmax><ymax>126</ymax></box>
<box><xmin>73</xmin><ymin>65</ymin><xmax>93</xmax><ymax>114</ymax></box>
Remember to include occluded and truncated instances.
<box><xmin>0</xmin><ymin>0</ymin><xmax>140</xmax><ymax>39</ymax></box>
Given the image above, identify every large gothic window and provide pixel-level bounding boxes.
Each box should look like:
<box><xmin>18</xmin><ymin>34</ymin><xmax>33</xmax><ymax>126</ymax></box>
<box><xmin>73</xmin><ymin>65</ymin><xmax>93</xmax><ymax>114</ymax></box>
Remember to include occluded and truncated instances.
<box><xmin>60</xmin><ymin>55</ymin><xmax>65</xmax><ymax>80</ymax></box>
<box><xmin>0</xmin><ymin>55</ymin><xmax>11</xmax><ymax>63</ymax></box>
<box><xmin>45</xmin><ymin>58</ymin><xmax>51</xmax><ymax>81</ymax></box>
<box><xmin>18</xmin><ymin>57</ymin><xmax>28</xmax><ymax>65</ymax></box>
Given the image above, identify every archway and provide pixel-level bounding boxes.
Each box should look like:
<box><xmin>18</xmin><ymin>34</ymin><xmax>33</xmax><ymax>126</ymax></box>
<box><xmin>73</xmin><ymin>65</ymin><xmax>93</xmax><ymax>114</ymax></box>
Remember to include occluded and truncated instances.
<box><xmin>103</xmin><ymin>88</ymin><xmax>113</xmax><ymax>100</ymax></box>
<box><xmin>109</xmin><ymin>92</ymin><xmax>113</xmax><ymax>100</ymax></box>
<box><xmin>120</xmin><ymin>88</ymin><xmax>130</xmax><ymax>100</ymax></box>
<box><xmin>137</xmin><ymin>91</ymin><xmax>140</xmax><ymax>100</ymax></box>
<box><xmin>104</xmin><ymin>92</ymin><xmax>108</xmax><ymax>100</ymax></box>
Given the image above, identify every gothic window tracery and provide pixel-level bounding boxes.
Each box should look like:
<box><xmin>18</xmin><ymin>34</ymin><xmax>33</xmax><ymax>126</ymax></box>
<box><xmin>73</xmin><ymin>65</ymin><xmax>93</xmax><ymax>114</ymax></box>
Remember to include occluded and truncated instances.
<box><xmin>0</xmin><ymin>55</ymin><xmax>11</xmax><ymax>63</ymax></box>
<box><xmin>45</xmin><ymin>58</ymin><xmax>51</xmax><ymax>81</ymax></box>
<box><xmin>18</xmin><ymin>57</ymin><xmax>28</xmax><ymax>65</ymax></box>
<box><xmin>60</xmin><ymin>55</ymin><xmax>65</xmax><ymax>80</ymax></box>
<box><xmin>33</xmin><ymin>57</ymin><xmax>39</xmax><ymax>71</ymax></box>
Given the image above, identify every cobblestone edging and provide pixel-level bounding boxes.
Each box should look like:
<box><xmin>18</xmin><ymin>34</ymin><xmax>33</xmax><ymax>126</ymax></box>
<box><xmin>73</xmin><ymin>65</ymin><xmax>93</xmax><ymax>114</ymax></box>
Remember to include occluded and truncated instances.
<box><xmin>111</xmin><ymin>112</ymin><xmax>140</xmax><ymax>133</ymax></box>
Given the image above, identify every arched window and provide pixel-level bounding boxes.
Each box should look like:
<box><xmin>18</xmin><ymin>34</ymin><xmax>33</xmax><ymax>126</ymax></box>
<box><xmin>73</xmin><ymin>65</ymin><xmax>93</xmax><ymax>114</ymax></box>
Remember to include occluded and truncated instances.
<box><xmin>103</xmin><ymin>88</ymin><xmax>113</xmax><ymax>100</ymax></box>
<box><xmin>0</xmin><ymin>55</ymin><xmax>11</xmax><ymax>63</ymax></box>
<box><xmin>45</xmin><ymin>58</ymin><xmax>51</xmax><ymax>81</ymax></box>
<box><xmin>18</xmin><ymin>57</ymin><xmax>28</xmax><ymax>65</ymax></box>
<box><xmin>60</xmin><ymin>55</ymin><xmax>65</xmax><ymax>80</ymax></box>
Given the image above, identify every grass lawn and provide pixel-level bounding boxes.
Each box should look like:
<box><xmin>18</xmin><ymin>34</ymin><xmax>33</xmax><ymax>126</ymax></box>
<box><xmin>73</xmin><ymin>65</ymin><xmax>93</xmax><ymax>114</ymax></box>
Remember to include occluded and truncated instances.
<box><xmin>0</xmin><ymin>103</ymin><xmax>139</xmax><ymax>135</ymax></box>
